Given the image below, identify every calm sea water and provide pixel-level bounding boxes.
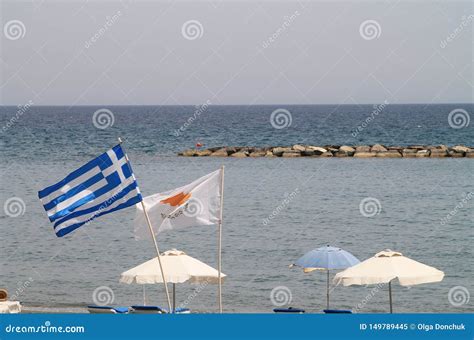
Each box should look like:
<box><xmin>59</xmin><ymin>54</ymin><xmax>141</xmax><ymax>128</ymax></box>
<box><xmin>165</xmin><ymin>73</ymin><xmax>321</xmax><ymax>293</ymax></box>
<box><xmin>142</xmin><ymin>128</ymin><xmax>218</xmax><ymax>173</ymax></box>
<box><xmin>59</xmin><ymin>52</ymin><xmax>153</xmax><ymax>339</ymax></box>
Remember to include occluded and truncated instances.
<box><xmin>0</xmin><ymin>104</ymin><xmax>473</xmax><ymax>313</ymax></box>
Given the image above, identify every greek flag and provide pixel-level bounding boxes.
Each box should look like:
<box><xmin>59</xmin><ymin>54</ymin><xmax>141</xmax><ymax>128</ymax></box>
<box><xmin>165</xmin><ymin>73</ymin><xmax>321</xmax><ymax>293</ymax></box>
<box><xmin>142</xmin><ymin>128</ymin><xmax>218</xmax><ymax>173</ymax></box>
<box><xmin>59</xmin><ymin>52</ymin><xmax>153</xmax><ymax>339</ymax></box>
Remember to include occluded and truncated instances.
<box><xmin>38</xmin><ymin>144</ymin><xmax>142</xmax><ymax>237</ymax></box>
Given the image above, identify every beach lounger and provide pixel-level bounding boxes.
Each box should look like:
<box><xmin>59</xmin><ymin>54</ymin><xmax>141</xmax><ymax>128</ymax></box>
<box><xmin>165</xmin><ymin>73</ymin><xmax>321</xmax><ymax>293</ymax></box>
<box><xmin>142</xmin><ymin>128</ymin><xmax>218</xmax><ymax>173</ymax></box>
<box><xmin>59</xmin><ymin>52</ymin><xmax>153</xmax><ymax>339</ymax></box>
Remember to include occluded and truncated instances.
<box><xmin>323</xmin><ymin>309</ymin><xmax>352</xmax><ymax>314</ymax></box>
<box><xmin>87</xmin><ymin>305</ymin><xmax>129</xmax><ymax>314</ymax></box>
<box><xmin>273</xmin><ymin>307</ymin><xmax>305</xmax><ymax>313</ymax></box>
<box><xmin>0</xmin><ymin>289</ymin><xmax>8</xmax><ymax>302</ymax></box>
<box><xmin>170</xmin><ymin>307</ymin><xmax>191</xmax><ymax>314</ymax></box>
<box><xmin>130</xmin><ymin>305</ymin><xmax>167</xmax><ymax>314</ymax></box>
<box><xmin>130</xmin><ymin>306</ymin><xmax>191</xmax><ymax>314</ymax></box>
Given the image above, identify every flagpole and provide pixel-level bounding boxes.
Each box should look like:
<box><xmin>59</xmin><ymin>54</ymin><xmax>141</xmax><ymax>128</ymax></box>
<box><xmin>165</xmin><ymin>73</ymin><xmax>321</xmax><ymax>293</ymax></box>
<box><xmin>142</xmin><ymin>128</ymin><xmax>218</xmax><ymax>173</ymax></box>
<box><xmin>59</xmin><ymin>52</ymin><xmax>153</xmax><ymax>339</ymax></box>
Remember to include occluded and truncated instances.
<box><xmin>140</xmin><ymin>200</ymin><xmax>173</xmax><ymax>311</ymax></box>
<box><xmin>218</xmin><ymin>165</ymin><xmax>225</xmax><ymax>313</ymax></box>
<box><xmin>118</xmin><ymin>137</ymin><xmax>172</xmax><ymax>312</ymax></box>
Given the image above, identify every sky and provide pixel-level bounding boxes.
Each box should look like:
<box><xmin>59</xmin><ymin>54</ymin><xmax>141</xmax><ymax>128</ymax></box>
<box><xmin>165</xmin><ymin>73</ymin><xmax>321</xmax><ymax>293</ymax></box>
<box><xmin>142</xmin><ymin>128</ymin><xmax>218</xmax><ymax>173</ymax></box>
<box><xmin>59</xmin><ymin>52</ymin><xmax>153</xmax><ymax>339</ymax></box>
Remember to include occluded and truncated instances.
<box><xmin>0</xmin><ymin>0</ymin><xmax>472</xmax><ymax>106</ymax></box>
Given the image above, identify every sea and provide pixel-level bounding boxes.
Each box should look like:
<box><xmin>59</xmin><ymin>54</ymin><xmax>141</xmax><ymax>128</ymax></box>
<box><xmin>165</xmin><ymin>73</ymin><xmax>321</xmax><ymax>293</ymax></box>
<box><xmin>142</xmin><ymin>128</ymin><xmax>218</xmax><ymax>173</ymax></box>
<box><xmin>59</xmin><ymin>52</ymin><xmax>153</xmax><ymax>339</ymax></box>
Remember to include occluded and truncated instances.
<box><xmin>0</xmin><ymin>104</ymin><xmax>473</xmax><ymax>313</ymax></box>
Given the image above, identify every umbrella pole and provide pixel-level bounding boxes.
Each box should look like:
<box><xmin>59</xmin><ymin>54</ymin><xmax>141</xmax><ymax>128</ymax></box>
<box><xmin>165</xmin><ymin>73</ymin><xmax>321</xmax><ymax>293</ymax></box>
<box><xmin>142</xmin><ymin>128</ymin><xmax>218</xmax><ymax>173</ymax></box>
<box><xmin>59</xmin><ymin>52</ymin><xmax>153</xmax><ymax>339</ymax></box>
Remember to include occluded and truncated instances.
<box><xmin>173</xmin><ymin>283</ymin><xmax>176</xmax><ymax>313</ymax></box>
<box><xmin>217</xmin><ymin>165</ymin><xmax>225</xmax><ymax>313</ymax></box>
<box><xmin>389</xmin><ymin>281</ymin><xmax>393</xmax><ymax>313</ymax></box>
<box><xmin>119</xmin><ymin>137</ymin><xmax>172</xmax><ymax>312</ymax></box>
<box><xmin>326</xmin><ymin>270</ymin><xmax>329</xmax><ymax>310</ymax></box>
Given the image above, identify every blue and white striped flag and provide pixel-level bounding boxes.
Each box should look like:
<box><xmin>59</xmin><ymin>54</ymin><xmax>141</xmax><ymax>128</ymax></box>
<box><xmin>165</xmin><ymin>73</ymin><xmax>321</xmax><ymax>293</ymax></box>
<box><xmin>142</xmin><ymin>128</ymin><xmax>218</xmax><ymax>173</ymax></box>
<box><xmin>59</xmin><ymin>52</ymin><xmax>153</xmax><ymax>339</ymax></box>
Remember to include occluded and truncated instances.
<box><xmin>38</xmin><ymin>144</ymin><xmax>142</xmax><ymax>237</ymax></box>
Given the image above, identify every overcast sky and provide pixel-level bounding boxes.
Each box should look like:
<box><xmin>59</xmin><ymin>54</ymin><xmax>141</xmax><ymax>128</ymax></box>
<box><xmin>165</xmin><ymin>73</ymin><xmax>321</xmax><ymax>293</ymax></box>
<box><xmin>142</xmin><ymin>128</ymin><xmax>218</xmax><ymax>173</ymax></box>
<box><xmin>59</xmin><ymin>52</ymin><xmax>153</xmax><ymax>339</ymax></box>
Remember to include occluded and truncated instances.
<box><xmin>0</xmin><ymin>0</ymin><xmax>472</xmax><ymax>105</ymax></box>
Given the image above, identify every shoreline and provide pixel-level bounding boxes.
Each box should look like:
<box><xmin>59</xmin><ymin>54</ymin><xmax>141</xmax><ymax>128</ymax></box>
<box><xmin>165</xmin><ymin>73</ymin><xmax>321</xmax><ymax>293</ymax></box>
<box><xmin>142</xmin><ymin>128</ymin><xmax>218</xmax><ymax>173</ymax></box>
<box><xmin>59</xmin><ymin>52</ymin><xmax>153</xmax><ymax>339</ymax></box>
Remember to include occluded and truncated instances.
<box><xmin>179</xmin><ymin>144</ymin><xmax>474</xmax><ymax>158</ymax></box>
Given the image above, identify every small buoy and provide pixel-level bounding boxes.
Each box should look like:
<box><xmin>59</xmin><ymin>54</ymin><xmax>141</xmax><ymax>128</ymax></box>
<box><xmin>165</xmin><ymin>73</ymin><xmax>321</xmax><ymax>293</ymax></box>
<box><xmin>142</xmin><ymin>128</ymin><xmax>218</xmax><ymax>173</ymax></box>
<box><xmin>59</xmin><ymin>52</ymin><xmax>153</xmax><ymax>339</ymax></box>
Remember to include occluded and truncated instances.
<box><xmin>196</xmin><ymin>142</ymin><xmax>203</xmax><ymax>148</ymax></box>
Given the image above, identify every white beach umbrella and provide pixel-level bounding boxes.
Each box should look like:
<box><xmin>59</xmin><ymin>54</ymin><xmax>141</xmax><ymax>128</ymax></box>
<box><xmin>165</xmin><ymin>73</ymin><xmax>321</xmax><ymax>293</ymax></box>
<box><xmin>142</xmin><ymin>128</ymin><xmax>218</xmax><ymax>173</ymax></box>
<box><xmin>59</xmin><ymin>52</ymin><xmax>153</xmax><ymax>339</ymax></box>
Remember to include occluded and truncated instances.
<box><xmin>333</xmin><ymin>250</ymin><xmax>444</xmax><ymax>313</ymax></box>
<box><xmin>120</xmin><ymin>249</ymin><xmax>226</xmax><ymax>311</ymax></box>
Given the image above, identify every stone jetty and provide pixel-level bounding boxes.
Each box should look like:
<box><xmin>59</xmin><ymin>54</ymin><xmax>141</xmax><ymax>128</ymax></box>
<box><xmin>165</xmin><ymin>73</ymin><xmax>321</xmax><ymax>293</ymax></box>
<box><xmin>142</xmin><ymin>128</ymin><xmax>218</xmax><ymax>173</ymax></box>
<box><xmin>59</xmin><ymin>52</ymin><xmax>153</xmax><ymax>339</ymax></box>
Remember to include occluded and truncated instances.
<box><xmin>178</xmin><ymin>144</ymin><xmax>474</xmax><ymax>158</ymax></box>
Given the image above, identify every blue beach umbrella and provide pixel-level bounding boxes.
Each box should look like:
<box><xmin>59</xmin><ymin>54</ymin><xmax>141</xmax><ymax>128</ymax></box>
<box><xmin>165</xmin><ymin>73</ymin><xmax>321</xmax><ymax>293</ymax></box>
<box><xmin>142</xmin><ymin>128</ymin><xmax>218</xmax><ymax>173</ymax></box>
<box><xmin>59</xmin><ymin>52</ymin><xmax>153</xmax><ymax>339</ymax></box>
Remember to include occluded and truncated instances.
<box><xmin>291</xmin><ymin>245</ymin><xmax>360</xmax><ymax>309</ymax></box>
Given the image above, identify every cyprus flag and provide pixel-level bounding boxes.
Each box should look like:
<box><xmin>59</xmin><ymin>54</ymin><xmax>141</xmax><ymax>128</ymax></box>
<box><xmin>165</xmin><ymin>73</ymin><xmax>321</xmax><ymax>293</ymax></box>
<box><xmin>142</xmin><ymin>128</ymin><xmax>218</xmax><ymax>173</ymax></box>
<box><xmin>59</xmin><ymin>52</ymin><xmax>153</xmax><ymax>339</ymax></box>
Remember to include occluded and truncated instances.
<box><xmin>134</xmin><ymin>169</ymin><xmax>222</xmax><ymax>239</ymax></box>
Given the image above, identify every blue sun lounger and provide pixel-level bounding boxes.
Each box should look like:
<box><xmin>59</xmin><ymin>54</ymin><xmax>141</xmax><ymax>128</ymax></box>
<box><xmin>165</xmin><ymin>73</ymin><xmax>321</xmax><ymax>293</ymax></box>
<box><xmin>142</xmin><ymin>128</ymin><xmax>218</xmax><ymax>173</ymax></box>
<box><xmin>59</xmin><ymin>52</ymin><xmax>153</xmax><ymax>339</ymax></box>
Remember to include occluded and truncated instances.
<box><xmin>273</xmin><ymin>307</ymin><xmax>305</xmax><ymax>313</ymax></box>
<box><xmin>169</xmin><ymin>307</ymin><xmax>191</xmax><ymax>314</ymax></box>
<box><xmin>130</xmin><ymin>305</ymin><xmax>191</xmax><ymax>314</ymax></box>
<box><xmin>87</xmin><ymin>305</ymin><xmax>129</xmax><ymax>314</ymax></box>
<box><xmin>130</xmin><ymin>305</ymin><xmax>166</xmax><ymax>314</ymax></box>
<box><xmin>323</xmin><ymin>309</ymin><xmax>352</xmax><ymax>314</ymax></box>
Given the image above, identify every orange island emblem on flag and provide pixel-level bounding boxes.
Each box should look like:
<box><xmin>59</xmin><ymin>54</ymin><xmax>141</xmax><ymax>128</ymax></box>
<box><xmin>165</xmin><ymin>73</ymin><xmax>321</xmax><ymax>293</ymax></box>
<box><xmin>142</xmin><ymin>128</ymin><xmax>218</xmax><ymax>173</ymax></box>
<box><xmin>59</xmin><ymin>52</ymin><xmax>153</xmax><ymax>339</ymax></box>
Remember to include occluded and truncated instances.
<box><xmin>160</xmin><ymin>192</ymin><xmax>191</xmax><ymax>206</ymax></box>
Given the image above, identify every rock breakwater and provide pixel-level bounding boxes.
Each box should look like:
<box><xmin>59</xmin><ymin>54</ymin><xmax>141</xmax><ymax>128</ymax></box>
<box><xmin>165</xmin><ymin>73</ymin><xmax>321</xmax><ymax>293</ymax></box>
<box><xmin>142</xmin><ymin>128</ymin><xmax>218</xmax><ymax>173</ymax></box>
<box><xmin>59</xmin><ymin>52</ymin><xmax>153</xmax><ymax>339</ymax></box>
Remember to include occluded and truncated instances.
<box><xmin>178</xmin><ymin>144</ymin><xmax>474</xmax><ymax>158</ymax></box>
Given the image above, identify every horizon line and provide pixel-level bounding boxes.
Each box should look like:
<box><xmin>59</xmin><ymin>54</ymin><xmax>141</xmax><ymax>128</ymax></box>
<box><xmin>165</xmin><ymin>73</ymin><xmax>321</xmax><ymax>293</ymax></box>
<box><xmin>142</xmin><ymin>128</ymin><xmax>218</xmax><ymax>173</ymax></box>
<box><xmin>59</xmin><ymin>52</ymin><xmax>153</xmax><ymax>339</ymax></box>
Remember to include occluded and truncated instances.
<box><xmin>0</xmin><ymin>102</ymin><xmax>473</xmax><ymax>107</ymax></box>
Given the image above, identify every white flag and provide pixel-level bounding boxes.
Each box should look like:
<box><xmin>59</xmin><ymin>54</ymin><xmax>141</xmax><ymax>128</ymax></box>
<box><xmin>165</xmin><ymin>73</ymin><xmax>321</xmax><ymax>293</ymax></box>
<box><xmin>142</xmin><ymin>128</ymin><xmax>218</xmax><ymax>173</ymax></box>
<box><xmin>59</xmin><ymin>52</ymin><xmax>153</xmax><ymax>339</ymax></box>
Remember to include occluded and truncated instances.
<box><xmin>134</xmin><ymin>169</ymin><xmax>222</xmax><ymax>239</ymax></box>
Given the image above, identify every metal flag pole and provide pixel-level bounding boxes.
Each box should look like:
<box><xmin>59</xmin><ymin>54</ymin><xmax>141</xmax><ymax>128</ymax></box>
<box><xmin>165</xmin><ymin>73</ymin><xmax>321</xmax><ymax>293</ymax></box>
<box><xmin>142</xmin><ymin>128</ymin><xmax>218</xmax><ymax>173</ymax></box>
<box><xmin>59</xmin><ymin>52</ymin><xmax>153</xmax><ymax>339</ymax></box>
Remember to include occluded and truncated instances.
<box><xmin>173</xmin><ymin>283</ymin><xmax>176</xmax><ymax>313</ymax></box>
<box><xmin>118</xmin><ymin>137</ymin><xmax>172</xmax><ymax>312</ymax></box>
<box><xmin>217</xmin><ymin>165</ymin><xmax>225</xmax><ymax>313</ymax></box>
<box><xmin>389</xmin><ymin>281</ymin><xmax>393</xmax><ymax>314</ymax></box>
<box><xmin>326</xmin><ymin>270</ymin><xmax>330</xmax><ymax>310</ymax></box>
